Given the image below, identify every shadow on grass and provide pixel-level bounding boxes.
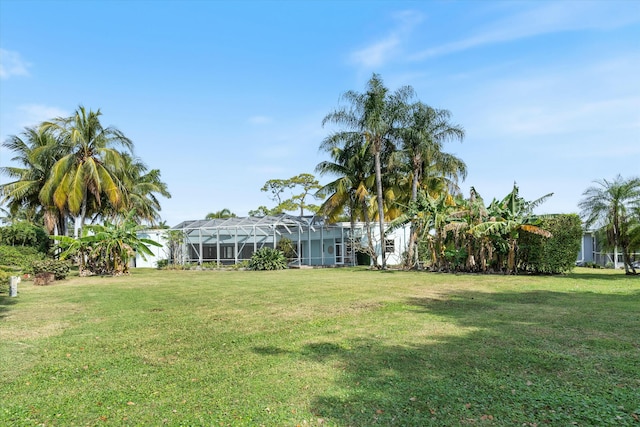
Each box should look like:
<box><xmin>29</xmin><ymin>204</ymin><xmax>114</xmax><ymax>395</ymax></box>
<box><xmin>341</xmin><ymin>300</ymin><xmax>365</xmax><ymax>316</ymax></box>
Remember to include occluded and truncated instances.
<box><xmin>276</xmin><ymin>290</ymin><xmax>640</xmax><ymax>425</ymax></box>
<box><xmin>0</xmin><ymin>294</ymin><xmax>18</xmax><ymax>320</ymax></box>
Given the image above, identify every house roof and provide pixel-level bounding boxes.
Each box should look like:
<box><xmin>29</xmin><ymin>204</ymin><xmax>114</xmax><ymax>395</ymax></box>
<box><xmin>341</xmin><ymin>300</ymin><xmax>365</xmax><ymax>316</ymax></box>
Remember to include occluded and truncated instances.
<box><xmin>172</xmin><ymin>214</ymin><xmax>327</xmax><ymax>231</ymax></box>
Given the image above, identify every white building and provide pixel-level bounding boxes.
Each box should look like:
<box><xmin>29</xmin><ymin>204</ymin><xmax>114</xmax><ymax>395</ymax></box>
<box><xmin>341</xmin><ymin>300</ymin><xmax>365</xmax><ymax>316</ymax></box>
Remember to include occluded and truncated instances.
<box><xmin>135</xmin><ymin>214</ymin><xmax>410</xmax><ymax>268</ymax></box>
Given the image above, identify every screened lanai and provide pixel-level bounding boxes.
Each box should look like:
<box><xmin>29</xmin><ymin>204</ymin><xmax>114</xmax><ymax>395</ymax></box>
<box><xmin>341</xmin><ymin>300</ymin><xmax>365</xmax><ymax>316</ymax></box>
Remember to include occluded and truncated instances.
<box><xmin>172</xmin><ymin>214</ymin><xmax>368</xmax><ymax>266</ymax></box>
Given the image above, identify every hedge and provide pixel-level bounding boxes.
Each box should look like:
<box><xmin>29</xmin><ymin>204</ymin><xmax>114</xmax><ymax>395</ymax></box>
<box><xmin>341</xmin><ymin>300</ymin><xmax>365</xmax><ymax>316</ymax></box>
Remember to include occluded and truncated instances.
<box><xmin>518</xmin><ymin>214</ymin><xmax>583</xmax><ymax>274</ymax></box>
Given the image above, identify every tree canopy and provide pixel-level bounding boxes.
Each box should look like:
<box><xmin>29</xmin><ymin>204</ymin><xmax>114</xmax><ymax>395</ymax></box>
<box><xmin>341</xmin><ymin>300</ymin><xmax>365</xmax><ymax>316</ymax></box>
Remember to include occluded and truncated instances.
<box><xmin>579</xmin><ymin>175</ymin><xmax>640</xmax><ymax>274</ymax></box>
<box><xmin>1</xmin><ymin>106</ymin><xmax>171</xmax><ymax>237</ymax></box>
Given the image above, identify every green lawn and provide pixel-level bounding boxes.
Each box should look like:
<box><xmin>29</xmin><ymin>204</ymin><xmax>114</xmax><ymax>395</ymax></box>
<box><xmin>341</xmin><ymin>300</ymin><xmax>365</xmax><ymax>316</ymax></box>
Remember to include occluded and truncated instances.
<box><xmin>1</xmin><ymin>268</ymin><xmax>638</xmax><ymax>426</ymax></box>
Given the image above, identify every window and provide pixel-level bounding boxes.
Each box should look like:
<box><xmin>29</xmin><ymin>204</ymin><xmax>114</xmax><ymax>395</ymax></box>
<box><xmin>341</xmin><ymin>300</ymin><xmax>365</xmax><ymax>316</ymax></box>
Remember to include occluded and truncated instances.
<box><xmin>384</xmin><ymin>239</ymin><xmax>395</xmax><ymax>254</ymax></box>
<box><xmin>222</xmin><ymin>246</ymin><xmax>234</xmax><ymax>259</ymax></box>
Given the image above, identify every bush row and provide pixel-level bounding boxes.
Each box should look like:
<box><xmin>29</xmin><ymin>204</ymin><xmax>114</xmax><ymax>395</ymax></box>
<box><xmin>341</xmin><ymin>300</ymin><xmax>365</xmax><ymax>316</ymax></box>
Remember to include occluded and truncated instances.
<box><xmin>518</xmin><ymin>214</ymin><xmax>583</xmax><ymax>274</ymax></box>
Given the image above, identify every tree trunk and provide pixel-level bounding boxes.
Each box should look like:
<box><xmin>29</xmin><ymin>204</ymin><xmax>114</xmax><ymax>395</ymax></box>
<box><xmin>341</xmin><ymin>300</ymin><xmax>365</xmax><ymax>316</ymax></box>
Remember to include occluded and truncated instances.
<box><xmin>405</xmin><ymin>168</ymin><xmax>421</xmax><ymax>269</ymax></box>
<box><xmin>507</xmin><ymin>238</ymin><xmax>517</xmax><ymax>274</ymax></box>
<box><xmin>374</xmin><ymin>149</ymin><xmax>386</xmax><ymax>269</ymax></box>
<box><xmin>405</xmin><ymin>227</ymin><xmax>419</xmax><ymax>269</ymax></box>
<box><xmin>362</xmin><ymin>199</ymin><xmax>379</xmax><ymax>268</ymax></box>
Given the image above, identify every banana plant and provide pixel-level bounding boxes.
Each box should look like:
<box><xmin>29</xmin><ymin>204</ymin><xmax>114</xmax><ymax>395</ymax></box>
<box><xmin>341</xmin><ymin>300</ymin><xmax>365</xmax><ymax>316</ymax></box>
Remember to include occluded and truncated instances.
<box><xmin>53</xmin><ymin>210</ymin><xmax>161</xmax><ymax>275</ymax></box>
<box><xmin>473</xmin><ymin>184</ymin><xmax>553</xmax><ymax>273</ymax></box>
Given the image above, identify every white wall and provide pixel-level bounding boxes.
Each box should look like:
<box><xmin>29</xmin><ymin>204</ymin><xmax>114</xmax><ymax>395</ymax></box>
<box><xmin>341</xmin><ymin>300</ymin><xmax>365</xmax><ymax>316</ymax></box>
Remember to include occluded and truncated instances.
<box><xmin>135</xmin><ymin>230</ymin><xmax>169</xmax><ymax>268</ymax></box>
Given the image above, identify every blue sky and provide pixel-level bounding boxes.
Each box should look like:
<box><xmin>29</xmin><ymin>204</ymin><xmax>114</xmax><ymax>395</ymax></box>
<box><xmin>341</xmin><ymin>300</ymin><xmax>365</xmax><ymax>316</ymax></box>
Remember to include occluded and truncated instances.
<box><xmin>1</xmin><ymin>0</ymin><xmax>638</xmax><ymax>226</ymax></box>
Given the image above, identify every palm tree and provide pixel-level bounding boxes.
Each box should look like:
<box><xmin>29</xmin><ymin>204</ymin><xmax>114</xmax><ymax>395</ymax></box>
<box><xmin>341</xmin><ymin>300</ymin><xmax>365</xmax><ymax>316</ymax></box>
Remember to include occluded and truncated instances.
<box><xmin>40</xmin><ymin>106</ymin><xmax>133</xmax><ymax>237</ymax></box>
<box><xmin>118</xmin><ymin>154</ymin><xmax>171</xmax><ymax>225</ymax></box>
<box><xmin>316</xmin><ymin>134</ymin><xmax>379</xmax><ymax>266</ymax></box>
<box><xmin>579</xmin><ymin>175</ymin><xmax>640</xmax><ymax>274</ymax></box>
<box><xmin>206</xmin><ymin>208</ymin><xmax>236</xmax><ymax>219</ymax></box>
<box><xmin>397</xmin><ymin>102</ymin><xmax>467</xmax><ymax>268</ymax></box>
<box><xmin>322</xmin><ymin>74</ymin><xmax>414</xmax><ymax>269</ymax></box>
<box><xmin>0</xmin><ymin>126</ymin><xmax>68</xmax><ymax>235</ymax></box>
<box><xmin>93</xmin><ymin>153</ymin><xmax>171</xmax><ymax>226</ymax></box>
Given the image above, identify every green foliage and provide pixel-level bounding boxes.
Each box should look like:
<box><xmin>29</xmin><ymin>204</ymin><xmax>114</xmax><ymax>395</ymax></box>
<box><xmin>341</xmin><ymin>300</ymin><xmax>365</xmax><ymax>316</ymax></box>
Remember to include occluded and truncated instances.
<box><xmin>0</xmin><ymin>222</ymin><xmax>50</xmax><ymax>253</ymax></box>
<box><xmin>165</xmin><ymin>229</ymin><xmax>185</xmax><ymax>266</ymax></box>
<box><xmin>0</xmin><ymin>269</ymin><xmax>10</xmax><ymax>294</ymax></box>
<box><xmin>579</xmin><ymin>175</ymin><xmax>640</xmax><ymax>274</ymax></box>
<box><xmin>205</xmin><ymin>208</ymin><xmax>236</xmax><ymax>219</ymax></box>
<box><xmin>256</xmin><ymin>173</ymin><xmax>324</xmax><ymax>216</ymax></box>
<box><xmin>31</xmin><ymin>259</ymin><xmax>71</xmax><ymax>280</ymax></box>
<box><xmin>276</xmin><ymin>237</ymin><xmax>297</xmax><ymax>260</ymax></box>
<box><xmin>1</xmin><ymin>109</ymin><xmax>171</xmax><ymax>237</ymax></box>
<box><xmin>518</xmin><ymin>214</ymin><xmax>583</xmax><ymax>274</ymax></box>
<box><xmin>156</xmin><ymin>259</ymin><xmax>169</xmax><ymax>269</ymax></box>
<box><xmin>248</xmin><ymin>247</ymin><xmax>288</xmax><ymax>270</ymax></box>
<box><xmin>53</xmin><ymin>210</ymin><xmax>162</xmax><ymax>276</ymax></box>
<box><xmin>0</xmin><ymin>244</ymin><xmax>45</xmax><ymax>272</ymax></box>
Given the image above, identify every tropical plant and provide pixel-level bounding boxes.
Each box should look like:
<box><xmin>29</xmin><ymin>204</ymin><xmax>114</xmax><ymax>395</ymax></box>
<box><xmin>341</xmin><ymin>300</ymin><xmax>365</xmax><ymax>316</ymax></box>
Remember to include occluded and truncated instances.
<box><xmin>579</xmin><ymin>175</ymin><xmax>640</xmax><ymax>274</ymax></box>
<box><xmin>165</xmin><ymin>229</ymin><xmax>185</xmax><ymax>266</ymax></box>
<box><xmin>114</xmin><ymin>154</ymin><xmax>171</xmax><ymax>225</ymax></box>
<box><xmin>53</xmin><ymin>210</ymin><xmax>161</xmax><ymax>276</ymax></box>
<box><xmin>247</xmin><ymin>247</ymin><xmax>288</xmax><ymax>270</ymax></box>
<box><xmin>0</xmin><ymin>126</ymin><xmax>68</xmax><ymax>235</ymax></box>
<box><xmin>206</xmin><ymin>208</ymin><xmax>237</xmax><ymax>220</ymax></box>
<box><xmin>391</xmin><ymin>184</ymin><xmax>554</xmax><ymax>274</ymax></box>
<box><xmin>40</xmin><ymin>106</ymin><xmax>134</xmax><ymax>237</ymax></box>
<box><xmin>396</xmin><ymin>102</ymin><xmax>467</xmax><ymax>268</ymax></box>
<box><xmin>474</xmin><ymin>184</ymin><xmax>553</xmax><ymax>274</ymax></box>
<box><xmin>0</xmin><ymin>221</ymin><xmax>50</xmax><ymax>253</ymax></box>
<box><xmin>322</xmin><ymin>74</ymin><xmax>414</xmax><ymax>269</ymax></box>
<box><xmin>316</xmin><ymin>134</ymin><xmax>379</xmax><ymax>266</ymax></box>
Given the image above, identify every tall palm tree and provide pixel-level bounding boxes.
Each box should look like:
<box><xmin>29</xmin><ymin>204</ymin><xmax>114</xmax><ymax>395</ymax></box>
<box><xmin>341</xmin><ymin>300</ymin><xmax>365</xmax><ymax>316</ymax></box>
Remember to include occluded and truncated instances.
<box><xmin>120</xmin><ymin>154</ymin><xmax>171</xmax><ymax>225</ymax></box>
<box><xmin>579</xmin><ymin>175</ymin><xmax>640</xmax><ymax>274</ymax></box>
<box><xmin>397</xmin><ymin>102</ymin><xmax>467</xmax><ymax>268</ymax></box>
<box><xmin>95</xmin><ymin>153</ymin><xmax>171</xmax><ymax>226</ymax></box>
<box><xmin>322</xmin><ymin>74</ymin><xmax>414</xmax><ymax>269</ymax></box>
<box><xmin>0</xmin><ymin>126</ymin><xmax>68</xmax><ymax>235</ymax></box>
<box><xmin>40</xmin><ymin>106</ymin><xmax>133</xmax><ymax>237</ymax></box>
<box><xmin>316</xmin><ymin>134</ymin><xmax>378</xmax><ymax>266</ymax></box>
<box><xmin>400</xmin><ymin>103</ymin><xmax>466</xmax><ymax>202</ymax></box>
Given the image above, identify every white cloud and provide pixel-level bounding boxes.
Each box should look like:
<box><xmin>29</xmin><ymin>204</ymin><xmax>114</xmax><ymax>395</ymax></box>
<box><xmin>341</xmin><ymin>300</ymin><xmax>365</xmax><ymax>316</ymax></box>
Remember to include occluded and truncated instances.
<box><xmin>410</xmin><ymin>2</ymin><xmax>640</xmax><ymax>60</ymax></box>
<box><xmin>457</xmin><ymin>54</ymin><xmax>640</xmax><ymax>142</ymax></box>
<box><xmin>0</xmin><ymin>104</ymin><xmax>69</xmax><ymax>146</ymax></box>
<box><xmin>248</xmin><ymin>115</ymin><xmax>273</xmax><ymax>125</ymax></box>
<box><xmin>351</xmin><ymin>36</ymin><xmax>401</xmax><ymax>68</ymax></box>
<box><xmin>17</xmin><ymin>104</ymin><xmax>69</xmax><ymax>128</ymax></box>
<box><xmin>350</xmin><ymin>10</ymin><xmax>424</xmax><ymax>68</ymax></box>
<box><xmin>0</xmin><ymin>48</ymin><xmax>31</xmax><ymax>79</ymax></box>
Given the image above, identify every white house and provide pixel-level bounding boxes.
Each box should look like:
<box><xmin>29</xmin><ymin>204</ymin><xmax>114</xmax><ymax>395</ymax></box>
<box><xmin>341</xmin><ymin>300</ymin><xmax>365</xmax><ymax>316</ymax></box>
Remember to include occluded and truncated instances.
<box><xmin>135</xmin><ymin>214</ymin><xmax>410</xmax><ymax>268</ymax></box>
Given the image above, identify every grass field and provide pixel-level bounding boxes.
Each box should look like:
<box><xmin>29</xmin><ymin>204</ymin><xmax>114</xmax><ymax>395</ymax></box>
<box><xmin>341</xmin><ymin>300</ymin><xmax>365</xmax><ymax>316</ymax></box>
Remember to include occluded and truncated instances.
<box><xmin>1</xmin><ymin>267</ymin><xmax>638</xmax><ymax>426</ymax></box>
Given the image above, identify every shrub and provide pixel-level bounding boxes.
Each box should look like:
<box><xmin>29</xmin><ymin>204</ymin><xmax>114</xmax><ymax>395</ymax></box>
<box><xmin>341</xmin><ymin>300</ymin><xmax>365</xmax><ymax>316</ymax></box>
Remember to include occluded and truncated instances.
<box><xmin>31</xmin><ymin>259</ymin><xmax>71</xmax><ymax>280</ymax></box>
<box><xmin>156</xmin><ymin>259</ymin><xmax>169</xmax><ymax>269</ymax></box>
<box><xmin>0</xmin><ymin>270</ymin><xmax>10</xmax><ymax>294</ymax></box>
<box><xmin>0</xmin><ymin>222</ymin><xmax>50</xmax><ymax>253</ymax></box>
<box><xmin>518</xmin><ymin>214</ymin><xmax>583</xmax><ymax>274</ymax></box>
<box><xmin>229</xmin><ymin>260</ymin><xmax>250</xmax><ymax>270</ymax></box>
<box><xmin>248</xmin><ymin>247</ymin><xmax>288</xmax><ymax>271</ymax></box>
<box><xmin>0</xmin><ymin>245</ymin><xmax>45</xmax><ymax>272</ymax></box>
<box><xmin>276</xmin><ymin>237</ymin><xmax>297</xmax><ymax>260</ymax></box>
